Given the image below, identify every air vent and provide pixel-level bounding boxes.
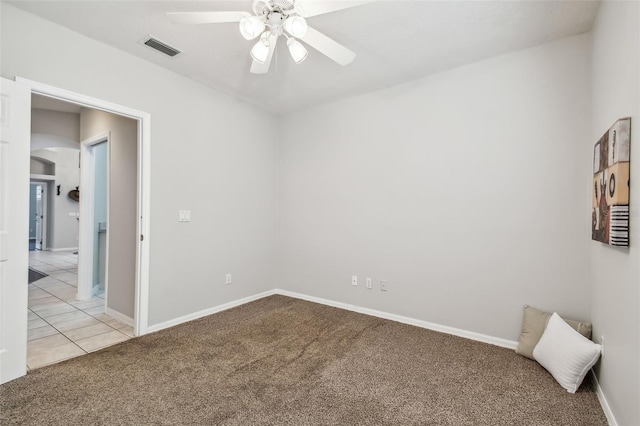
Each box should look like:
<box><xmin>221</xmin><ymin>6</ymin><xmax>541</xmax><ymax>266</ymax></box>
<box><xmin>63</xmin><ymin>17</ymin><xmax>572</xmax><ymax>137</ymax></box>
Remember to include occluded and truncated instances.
<box><xmin>144</xmin><ymin>37</ymin><xmax>181</xmax><ymax>57</ymax></box>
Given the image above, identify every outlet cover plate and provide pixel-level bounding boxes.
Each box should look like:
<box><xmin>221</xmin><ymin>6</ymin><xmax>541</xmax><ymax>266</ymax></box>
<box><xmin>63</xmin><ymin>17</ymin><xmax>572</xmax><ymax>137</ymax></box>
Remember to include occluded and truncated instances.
<box><xmin>380</xmin><ymin>280</ymin><xmax>388</xmax><ymax>291</ymax></box>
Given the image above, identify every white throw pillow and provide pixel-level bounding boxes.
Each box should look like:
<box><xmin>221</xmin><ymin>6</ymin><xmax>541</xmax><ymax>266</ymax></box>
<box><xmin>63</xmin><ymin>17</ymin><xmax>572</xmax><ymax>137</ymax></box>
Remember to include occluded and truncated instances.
<box><xmin>533</xmin><ymin>312</ymin><xmax>601</xmax><ymax>393</ymax></box>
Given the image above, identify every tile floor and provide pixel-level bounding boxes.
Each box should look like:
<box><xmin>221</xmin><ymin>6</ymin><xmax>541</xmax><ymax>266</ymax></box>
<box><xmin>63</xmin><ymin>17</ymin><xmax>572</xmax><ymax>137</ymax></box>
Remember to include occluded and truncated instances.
<box><xmin>28</xmin><ymin>250</ymin><xmax>133</xmax><ymax>370</ymax></box>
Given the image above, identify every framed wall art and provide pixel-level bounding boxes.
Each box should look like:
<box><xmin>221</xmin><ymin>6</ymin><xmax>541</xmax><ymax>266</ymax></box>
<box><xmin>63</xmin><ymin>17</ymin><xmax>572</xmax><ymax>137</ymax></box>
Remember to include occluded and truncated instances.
<box><xmin>592</xmin><ymin>117</ymin><xmax>631</xmax><ymax>247</ymax></box>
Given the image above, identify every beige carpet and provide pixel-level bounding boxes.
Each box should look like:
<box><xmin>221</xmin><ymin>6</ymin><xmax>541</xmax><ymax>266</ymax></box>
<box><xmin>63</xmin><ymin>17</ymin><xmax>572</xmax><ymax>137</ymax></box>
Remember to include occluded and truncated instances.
<box><xmin>1</xmin><ymin>295</ymin><xmax>606</xmax><ymax>425</ymax></box>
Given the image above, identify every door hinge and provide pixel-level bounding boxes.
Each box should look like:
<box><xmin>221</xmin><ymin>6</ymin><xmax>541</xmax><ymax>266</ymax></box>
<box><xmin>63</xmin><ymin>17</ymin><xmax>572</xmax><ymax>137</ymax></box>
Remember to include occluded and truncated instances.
<box><xmin>140</xmin><ymin>234</ymin><xmax>144</xmax><ymax>241</ymax></box>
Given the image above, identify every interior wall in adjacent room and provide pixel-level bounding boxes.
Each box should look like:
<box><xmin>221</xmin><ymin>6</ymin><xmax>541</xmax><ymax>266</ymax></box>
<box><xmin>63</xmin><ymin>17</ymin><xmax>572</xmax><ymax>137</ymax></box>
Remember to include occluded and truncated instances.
<box><xmin>30</xmin><ymin>148</ymin><xmax>80</xmax><ymax>250</ymax></box>
<box><xmin>80</xmin><ymin>108</ymin><xmax>138</xmax><ymax>319</ymax></box>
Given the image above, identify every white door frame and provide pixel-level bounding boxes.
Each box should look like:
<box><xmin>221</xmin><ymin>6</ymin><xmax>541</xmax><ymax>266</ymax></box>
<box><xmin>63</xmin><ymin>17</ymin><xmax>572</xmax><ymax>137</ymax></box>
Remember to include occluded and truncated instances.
<box><xmin>17</xmin><ymin>77</ymin><xmax>151</xmax><ymax>337</ymax></box>
<box><xmin>77</xmin><ymin>133</ymin><xmax>109</xmax><ymax>301</ymax></box>
<box><xmin>29</xmin><ymin>181</ymin><xmax>48</xmax><ymax>250</ymax></box>
<box><xmin>29</xmin><ymin>175</ymin><xmax>55</xmax><ymax>251</ymax></box>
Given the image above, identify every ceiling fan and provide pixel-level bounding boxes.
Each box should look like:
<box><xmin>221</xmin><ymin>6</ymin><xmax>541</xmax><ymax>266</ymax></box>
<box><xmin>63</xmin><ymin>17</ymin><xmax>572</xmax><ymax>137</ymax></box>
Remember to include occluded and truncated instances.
<box><xmin>167</xmin><ymin>0</ymin><xmax>371</xmax><ymax>74</ymax></box>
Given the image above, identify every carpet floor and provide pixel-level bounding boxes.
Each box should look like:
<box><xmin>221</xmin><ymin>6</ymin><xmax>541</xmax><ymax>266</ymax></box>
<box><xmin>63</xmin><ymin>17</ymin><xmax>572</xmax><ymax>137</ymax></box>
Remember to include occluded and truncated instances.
<box><xmin>0</xmin><ymin>295</ymin><xmax>606</xmax><ymax>425</ymax></box>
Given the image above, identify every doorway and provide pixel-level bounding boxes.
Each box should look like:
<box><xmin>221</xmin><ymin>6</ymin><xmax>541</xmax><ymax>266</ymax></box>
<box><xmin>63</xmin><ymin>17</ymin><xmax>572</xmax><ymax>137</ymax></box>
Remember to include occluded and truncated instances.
<box><xmin>28</xmin><ymin>182</ymin><xmax>47</xmax><ymax>251</ymax></box>
<box><xmin>78</xmin><ymin>135</ymin><xmax>109</xmax><ymax>301</ymax></box>
<box><xmin>0</xmin><ymin>77</ymin><xmax>151</xmax><ymax>383</ymax></box>
<box><xmin>17</xmin><ymin>77</ymin><xmax>151</xmax><ymax>336</ymax></box>
<box><xmin>26</xmin><ymin>102</ymin><xmax>137</xmax><ymax>369</ymax></box>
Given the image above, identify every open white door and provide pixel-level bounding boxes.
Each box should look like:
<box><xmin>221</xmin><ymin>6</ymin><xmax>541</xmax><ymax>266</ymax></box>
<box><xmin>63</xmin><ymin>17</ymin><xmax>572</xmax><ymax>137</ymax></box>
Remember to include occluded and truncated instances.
<box><xmin>0</xmin><ymin>78</ymin><xmax>31</xmax><ymax>384</ymax></box>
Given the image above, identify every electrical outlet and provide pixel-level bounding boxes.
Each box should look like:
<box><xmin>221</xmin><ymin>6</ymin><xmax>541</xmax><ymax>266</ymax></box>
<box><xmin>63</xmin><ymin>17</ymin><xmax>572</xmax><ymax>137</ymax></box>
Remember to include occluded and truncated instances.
<box><xmin>600</xmin><ymin>335</ymin><xmax>605</xmax><ymax>356</ymax></box>
<box><xmin>380</xmin><ymin>280</ymin><xmax>388</xmax><ymax>291</ymax></box>
<box><xmin>225</xmin><ymin>273</ymin><xmax>232</xmax><ymax>285</ymax></box>
<box><xmin>366</xmin><ymin>277</ymin><xmax>372</xmax><ymax>289</ymax></box>
<box><xmin>352</xmin><ymin>276</ymin><xmax>358</xmax><ymax>286</ymax></box>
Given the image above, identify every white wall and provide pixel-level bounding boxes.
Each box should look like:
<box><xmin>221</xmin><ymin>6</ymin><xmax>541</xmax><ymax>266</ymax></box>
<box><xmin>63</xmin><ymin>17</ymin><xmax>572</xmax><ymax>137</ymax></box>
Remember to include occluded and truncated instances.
<box><xmin>80</xmin><ymin>108</ymin><xmax>137</xmax><ymax>318</ymax></box>
<box><xmin>590</xmin><ymin>2</ymin><xmax>640</xmax><ymax>425</ymax></box>
<box><xmin>31</xmin><ymin>108</ymin><xmax>80</xmax><ymax>151</ymax></box>
<box><xmin>278</xmin><ymin>34</ymin><xmax>592</xmax><ymax>340</ymax></box>
<box><xmin>1</xmin><ymin>4</ymin><xmax>279</xmax><ymax>326</ymax></box>
<box><xmin>30</xmin><ymin>148</ymin><xmax>80</xmax><ymax>250</ymax></box>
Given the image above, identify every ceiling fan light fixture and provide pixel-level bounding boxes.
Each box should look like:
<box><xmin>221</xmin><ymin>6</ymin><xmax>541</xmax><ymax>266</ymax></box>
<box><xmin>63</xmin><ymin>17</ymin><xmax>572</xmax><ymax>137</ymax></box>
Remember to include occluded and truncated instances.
<box><xmin>284</xmin><ymin>16</ymin><xmax>308</xmax><ymax>38</ymax></box>
<box><xmin>251</xmin><ymin>37</ymin><xmax>270</xmax><ymax>63</ymax></box>
<box><xmin>287</xmin><ymin>38</ymin><xmax>308</xmax><ymax>64</ymax></box>
<box><xmin>239</xmin><ymin>16</ymin><xmax>265</xmax><ymax>40</ymax></box>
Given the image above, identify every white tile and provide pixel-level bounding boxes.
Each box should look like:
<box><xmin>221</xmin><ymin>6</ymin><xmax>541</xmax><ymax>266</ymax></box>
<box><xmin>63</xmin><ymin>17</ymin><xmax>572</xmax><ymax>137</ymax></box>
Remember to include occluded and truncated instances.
<box><xmin>54</xmin><ymin>317</ymin><xmax>101</xmax><ymax>332</ymax></box>
<box><xmin>28</xmin><ymin>318</ymin><xmax>48</xmax><ymax>330</ymax></box>
<box><xmin>83</xmin><ymin>305</ymin><xmax>106</xmax><ymax>315</ymax></box>
<box><xmin>118</xmin><ymin>326</ymin><xmax>135</xmax><ymax>337</ymax></box>
<box><xmin>101</xmin><ymin>317</ymin><xmax>128</xmax><ymax>330</ymax></box>
<box><xmin>35</xmin><ymin>281</ymin><xmax>73</xmax><ymax>291</ymax></box>
<box><xmin>28</xmin><ymin>296</ymin><xmax>61</xmax><ymax>307</ymax></box>
<box><xmin>31</xmin><ymin>280</ymin><xmax>62</xmax><ymax>290</ymax></box>
<box><xmin>71</xmin><ymin>299</ymin><xmax>104</xmax><ymax>310</ymax></box>
<box><xmin>30</xmin><ymin>301</ymin><xmax>69</xmax><ymax>313</ymax></box>
<box><xmin>92</xmin><ymin>313</ymin><xmax>112</xmax><ymax>322</ymax></box>
<box><xmin>27</xmin><ymin>342</ymin><xmax>85</xmax><ymax>369</ymax></box>
<box><xmin>28</xmin><ymin>333</ymin><xmax>72</xmax><ymax>353</ymax></box>
<box><xmin>32</xmin><ymin>265</ymin><xmax>62</xmax><ymax>273</ymax></box>
<box><xmin>48</xmin><ymin>272</ymin><xmax>77</xmax><ymax>282</ymax></box>
<box><xmin>46</xmin><ymin>288</ymin><xmax>78</xmax><ymax>301</ymax></box>
<box><xmin>28</xmin><ymin>288</ymin><xmax>51</xmax><ymax>300</ymax></box>
<box><xmin>45</xmin><ymin>310</ymin><xmax>94</xmax><ymax>326</ymax></box>
<box><xmin>63</xmin><ymin>323</ymin><xmax>115</xmax><ymax>342</ymax></box>
<box><xmin>37</xmin><ymin>304</ymin><xmax>79</xmax><ymax>318</ymax></box>
<box><xmin>28</xmin><ymin>325</ymin><xmax>60</xmax><ymax>341</ymax></box>
<box><xmin>64</xmin><ymin>279</ymin><xmax>78</xmax><ymax>287</ymax></box>
<box><xmin>75</xmin><ymin>330</ymin><xmax>130</xmax><ymax>352</ymax></box>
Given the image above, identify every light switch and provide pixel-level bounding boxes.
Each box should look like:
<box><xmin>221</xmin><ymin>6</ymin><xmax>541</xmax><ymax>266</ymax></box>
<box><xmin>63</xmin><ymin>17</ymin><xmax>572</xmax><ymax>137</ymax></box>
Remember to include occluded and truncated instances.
<box><xmin>179</xmin><ymin>210</ymin><xmax>191</xmax><ymax>222</ymax></box>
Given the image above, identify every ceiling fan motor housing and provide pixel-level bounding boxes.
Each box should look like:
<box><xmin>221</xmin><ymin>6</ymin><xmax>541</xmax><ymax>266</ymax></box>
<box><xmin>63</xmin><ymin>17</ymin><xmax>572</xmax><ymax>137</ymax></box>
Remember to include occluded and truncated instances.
<box><xmin>267</xmin><ymin>12</ymin><xmax>286</xmax><ymax>28</ymax></box>
<box><xmin>253</xmin><ymin>0</ymin><xmax>296</xmax><ymax>16</ymax></box>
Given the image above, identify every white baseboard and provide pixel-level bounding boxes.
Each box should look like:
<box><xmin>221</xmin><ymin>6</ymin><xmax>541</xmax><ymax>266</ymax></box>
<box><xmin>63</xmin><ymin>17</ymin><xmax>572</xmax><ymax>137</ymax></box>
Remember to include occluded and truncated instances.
<box><xmin>48</xmin><ymin>247</ymin><xmax>78</xmax><ymax>252</ymax></box>
<box><xmin>274</xmin><ymin>289</ymin><xmax>518</xmax><ymax>350</ymax></box>
<box><xmin>591</xmin><ymin>371</ymin><xmax>617</xmax><ymax>426</ymax></box>
<box><xmin>145</xmin><ymin>290</ymin><xmax>277</xmax><ymax>334</ymax></box>
<box><xmin>144</xmin><ymin>288</ymin><xmax>518</xmax><ymax>349</ymax></box>
<box><xmin>105</xmin><ymin>307</ymin><xmax>134</xmax><ymax>327</ymax></box>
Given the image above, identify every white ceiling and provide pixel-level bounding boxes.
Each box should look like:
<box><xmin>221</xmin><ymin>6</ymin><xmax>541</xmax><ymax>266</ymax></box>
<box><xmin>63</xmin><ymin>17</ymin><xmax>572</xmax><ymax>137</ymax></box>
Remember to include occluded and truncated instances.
<box><xmin>9</xmin><ymin>1</ymin><xmax>600</xmax><ymax>115</ymax></box>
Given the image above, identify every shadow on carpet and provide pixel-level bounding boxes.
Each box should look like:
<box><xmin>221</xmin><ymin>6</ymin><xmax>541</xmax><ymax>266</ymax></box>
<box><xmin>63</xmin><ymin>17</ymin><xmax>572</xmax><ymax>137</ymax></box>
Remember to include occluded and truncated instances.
<box><xmin>0</xmin><ymin>295</ymin><xmax>607</xmax><ymax>425</ymax></box>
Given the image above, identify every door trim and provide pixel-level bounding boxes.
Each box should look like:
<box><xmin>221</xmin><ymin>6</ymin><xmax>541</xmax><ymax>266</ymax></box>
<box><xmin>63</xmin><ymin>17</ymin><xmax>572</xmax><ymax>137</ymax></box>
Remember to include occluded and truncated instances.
<box><xmin>17</xmin><ymin>77</ymin><xmax>151</xmax><ymax>336</ymax></box>
<box><xmin>77</xmin><ymin>133</ymin><xmax>109</xmax><ymax>301</ymax></box>
<box><xmin>29</xmin><ymin>181</ymin><xmax>48</xmax><ymax>250</ymax></box>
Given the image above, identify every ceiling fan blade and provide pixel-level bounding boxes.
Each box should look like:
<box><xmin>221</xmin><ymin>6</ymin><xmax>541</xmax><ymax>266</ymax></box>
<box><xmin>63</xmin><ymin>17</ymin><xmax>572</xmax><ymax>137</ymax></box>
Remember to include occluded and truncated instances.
<box><xmin>295</xmin><ymin>0</ymin><xmax>377</xmax><ymax>18</ymax></box>
<box><xmin>166</xmin><ymin>11</ymin><xmax>249</xmax><ymax>24</ymax></box>
<box><xmin>250</xmin><ymin>35</ymin><xmax>278</xmax><ymax>74</ymax></box>
<box><xmin>301</xmin><ymin>26</ymin><xmax>356</xmax><ymax>66</ymax></box>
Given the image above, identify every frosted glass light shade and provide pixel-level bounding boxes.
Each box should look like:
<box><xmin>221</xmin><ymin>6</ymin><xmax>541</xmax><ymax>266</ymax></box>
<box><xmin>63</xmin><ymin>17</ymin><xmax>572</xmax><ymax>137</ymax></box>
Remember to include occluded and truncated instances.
<box><xmin>239</xmin><ymin>16</ymin><xmax>265</xmax><ymax>40</ymax></box>
<box><xmin>287</xmin><ymin>38</ymin><xmax>308</xmax><ymax>64</ymax></box>
<box><xmin>251</xmin><ymin>38</ymin><xmax>270</xmax><ymax>63</ymax></box>
<box><xmin>284</xmin><ymin>16</ymin><xmax>308</xmax><ymax>38</ymax></box>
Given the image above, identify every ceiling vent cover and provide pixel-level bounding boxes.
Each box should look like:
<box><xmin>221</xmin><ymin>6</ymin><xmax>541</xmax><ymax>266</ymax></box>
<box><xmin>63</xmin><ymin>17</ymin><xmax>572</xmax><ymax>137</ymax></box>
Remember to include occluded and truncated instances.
<box><xmin>144</xmin><ymin>37</ymin><xmax>181</xmax><ymax>57</ymax></box>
